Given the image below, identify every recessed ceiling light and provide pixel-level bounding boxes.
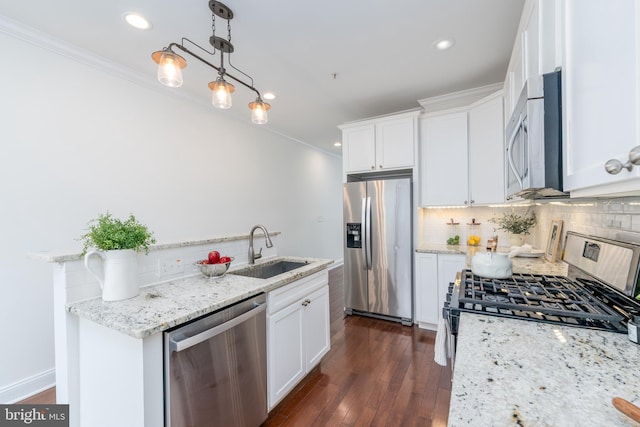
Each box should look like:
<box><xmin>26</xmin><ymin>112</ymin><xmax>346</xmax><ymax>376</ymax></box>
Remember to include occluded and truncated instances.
<box><xmin>334</xmin><ymin>142</ymin><xmax>342</xmax><ymax>147</ymax></box>
<box><xmin>433</xmin><ymin>38</ymin><xmax>455</xmax><ymax>51</ymax></box>
<box><xmin>124</xmin><ymin>13</ymin><xmax>152</xmax><ymax>30</ymax></box>
<box><xmin>263</xmin><ymin>92</ymin><xmax>276</xmax><ymax>100</ymax></box>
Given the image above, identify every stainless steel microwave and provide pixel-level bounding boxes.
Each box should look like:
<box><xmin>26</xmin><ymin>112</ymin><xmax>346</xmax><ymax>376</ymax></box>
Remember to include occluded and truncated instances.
<box><xmin>505</xmin><ymin>70</ymin><xmax>566</xmax><ymax>199</ymax></box>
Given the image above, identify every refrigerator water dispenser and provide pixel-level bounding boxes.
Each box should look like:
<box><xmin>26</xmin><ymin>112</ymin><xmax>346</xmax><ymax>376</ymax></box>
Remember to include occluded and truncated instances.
<box><xmin>346</xmin><ymin>223</ymin><xmax>362</xmax><ymax>248</ymax></box>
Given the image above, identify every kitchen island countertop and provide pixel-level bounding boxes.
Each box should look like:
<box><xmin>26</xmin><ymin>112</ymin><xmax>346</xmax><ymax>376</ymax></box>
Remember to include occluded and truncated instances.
<box><xmin>66</xmin><ymin>255</ymin><xmax>333</xmax><ymax>339</ymax></box>
<box><xmin>415</xmin><ymin>243</ymin><xmax>568</xmax><ymax>276</ymax></box>
<box><xmin>449</xmin><ymin>313</ymin><xmax>640</xmax><ymax>426</ymax></box>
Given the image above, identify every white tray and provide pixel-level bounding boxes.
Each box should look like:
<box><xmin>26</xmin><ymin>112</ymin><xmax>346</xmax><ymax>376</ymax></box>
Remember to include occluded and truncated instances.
<box><xmin>515</xmin><ymin>251</ymin><xmax>545</xmax><ymax>258</ymax></box>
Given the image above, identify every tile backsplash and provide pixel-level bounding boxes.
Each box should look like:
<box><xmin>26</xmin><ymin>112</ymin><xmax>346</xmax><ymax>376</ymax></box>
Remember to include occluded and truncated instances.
<box><xmin>418</xmin><ymin>198</ymin><xmax>640</xmax><ymax>251</ymax></box>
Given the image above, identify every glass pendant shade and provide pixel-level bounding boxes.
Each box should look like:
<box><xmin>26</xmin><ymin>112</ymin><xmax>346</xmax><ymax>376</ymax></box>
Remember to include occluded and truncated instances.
<box><xmin>249</xmin><ymin>98</ymin><xmax>271</xmax><ymax>124</ymax></box>
<box><xmin>208</xmin><ymin>77</ymin><xmax>235</xmax><ymax>109</ymax></box>
<box><xmin>152</xmin><ymin>50</ymin><xmax>186</xmax><ymax>88</ymax></box>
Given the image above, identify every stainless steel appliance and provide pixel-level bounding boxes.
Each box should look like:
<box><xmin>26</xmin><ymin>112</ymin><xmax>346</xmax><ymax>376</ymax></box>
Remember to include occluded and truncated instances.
<box><xmin>443</xmin><ymin>232</ymin><xmax>640</xmax><ymax>368</ymax></box>
<box><xmin>506</xmin><ymin>69</ymin><xmax>565</xmax><ymax>199</ymax></box>
<box><xmin>164</xmin><ymin>294</ymin><xmax>267</xmax><ymax>427</ymax></box>
<box><xmin>343</xmin><ymin>177</ymin><xmax>412</xmax><ymax>325</ymax></box>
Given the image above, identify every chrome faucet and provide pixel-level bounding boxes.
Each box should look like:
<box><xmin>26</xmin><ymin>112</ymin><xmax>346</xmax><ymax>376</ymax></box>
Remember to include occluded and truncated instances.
<box><xmin>248</xmin><ymin>224</ymin><xmax>273</xmax><ymax>264</ymax></box>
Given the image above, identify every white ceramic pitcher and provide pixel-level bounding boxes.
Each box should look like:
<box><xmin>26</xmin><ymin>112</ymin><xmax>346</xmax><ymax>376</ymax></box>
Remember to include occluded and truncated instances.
<box><xmin>84</xmin><ymin>249</ymin><xmax>140</xmax><ymax>301</ymax></box>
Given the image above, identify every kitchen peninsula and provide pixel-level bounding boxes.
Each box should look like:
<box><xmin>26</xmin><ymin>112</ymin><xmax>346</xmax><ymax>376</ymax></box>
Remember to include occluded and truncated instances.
<box><xmin>31</xmin><ymin>232</ymin><xmax>332</xmax><ymax>427</ymax></box>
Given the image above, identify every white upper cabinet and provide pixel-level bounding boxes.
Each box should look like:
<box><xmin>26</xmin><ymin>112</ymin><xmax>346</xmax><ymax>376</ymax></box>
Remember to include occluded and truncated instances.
<box><xmin>420</xmin><ymin>91</ymin><xmax>504</xmax><ymax>207</ymax></box>
<box><xmin>342</xmin><ymin>124</ymin><xmax>376</xmax><ymax>173</ymax></box>
<box><xmin>468</xmin><ymin>93</ymin><xmax>505</xmax><ymax>205</ymax></box>
<box><xmin>504</xmin><ymin>0</ymin><xmax>561</xmax><ymax>122</ymax></box>
<box><xmin>421</xmin><ymin>111</ymin><xmax>468</xmax><ymax>207</ymax></box>
<box><xmin>375</xmin><ymin>117</ymin><xmax>417</xmax><ymax>170</ymax></box>
<box><xmin>562</xmin><ymin>0</ymin><xmax>640</xmax><ymax>197</ymax></box>
<box><xmin>340</xmin><ymin>111</ymin><xmax>419</xmax><ymax>174</ymax></box>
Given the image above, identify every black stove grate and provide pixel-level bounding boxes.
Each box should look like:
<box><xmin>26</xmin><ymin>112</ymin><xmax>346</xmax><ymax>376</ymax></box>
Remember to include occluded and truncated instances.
<box><xmin>455</xmin><ymin>270</ymin><xmax>635</xmax><ymax>333</ymax></box>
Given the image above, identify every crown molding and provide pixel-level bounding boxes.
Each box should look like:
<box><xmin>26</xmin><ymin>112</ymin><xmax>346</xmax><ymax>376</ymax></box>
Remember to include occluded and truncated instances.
<box><xmin>0</xmin><ymin>14</ymin><xmax>172</xmax><ymax>96</ymax></box>
<box><xmin>0</xmin><ymin>14</ymin><xmax>339</xmax><ymax>158</ymax></box>
<box><xmin>418</xmin><ymin>82</ymin><xmax>504</xmax><ymax>113</ymax></box>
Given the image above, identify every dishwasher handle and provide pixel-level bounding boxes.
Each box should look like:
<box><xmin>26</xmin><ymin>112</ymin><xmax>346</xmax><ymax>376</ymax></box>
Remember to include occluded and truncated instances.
<box><xmin>169</xmin><ymin>302</ymin><xmax>266</xmax><ymax>353</ymax></box>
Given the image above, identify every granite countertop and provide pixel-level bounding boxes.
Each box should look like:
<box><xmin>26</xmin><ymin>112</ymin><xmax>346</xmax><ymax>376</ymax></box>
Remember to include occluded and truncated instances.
<box><xmin>415</xmin><ymin>243</ymin><xmax>568</xmax><ymax>276</ymax></box>
<box><xmin>28</xmin><ymin>231</ymin><xmax>281</xmax><ymax>263</ymax></box>
<box><xmin>449</xmin><ymin>313</ymin><xmax>640</xmax><ymax>426</ymax></box>
<box><xmin>66</xmin><ymin>255</ymin><xmax>333</xmax><ymax>339</ymax></box>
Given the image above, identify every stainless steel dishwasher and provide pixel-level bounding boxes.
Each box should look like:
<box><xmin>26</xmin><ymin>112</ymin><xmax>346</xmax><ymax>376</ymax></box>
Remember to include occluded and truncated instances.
<box><xmin>164</xmin><ymin>293</ymin><xmax>267</xmax><ymax>427</ymax></box>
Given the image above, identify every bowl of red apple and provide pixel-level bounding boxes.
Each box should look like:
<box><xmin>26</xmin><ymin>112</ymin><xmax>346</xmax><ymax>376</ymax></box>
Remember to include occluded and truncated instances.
<box><xmin>196</xmin><ymin>250</ymin><xmax>234</xmax><ymax>278</ymax></box>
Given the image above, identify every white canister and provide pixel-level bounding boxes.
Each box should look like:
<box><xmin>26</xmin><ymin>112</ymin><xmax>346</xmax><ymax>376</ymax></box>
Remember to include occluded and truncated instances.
<box><xmin>471</xmin><ymin>252</ymin><xmax>513</xmax><ymax>279</ymax></box>
<box><xmin>84</xmin><ymin>249</ymin><xmax>140</xmax><ymax>301</ymax></box>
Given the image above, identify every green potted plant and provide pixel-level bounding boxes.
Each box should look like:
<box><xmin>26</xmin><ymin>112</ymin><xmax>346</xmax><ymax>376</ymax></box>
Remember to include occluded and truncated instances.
<box><xmin>489</xmin><ymin>210</ymin><xmax>536</xmax><ymax>246</ymax></box>
<box><xmin>80</xmin><ymin>212</ymin><xmax>156</xmax><ymax>301</ymax></box>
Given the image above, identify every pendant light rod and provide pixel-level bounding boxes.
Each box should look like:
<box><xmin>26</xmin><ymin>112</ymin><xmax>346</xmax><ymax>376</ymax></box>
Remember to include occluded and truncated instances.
<box><xmin>167</xmin><ymin>42</ymin><xmax>262</xmax><ymax>99</ymax></box>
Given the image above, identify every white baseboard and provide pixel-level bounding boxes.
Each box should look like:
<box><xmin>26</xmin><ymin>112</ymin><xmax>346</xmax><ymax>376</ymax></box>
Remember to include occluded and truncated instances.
<box><xmin>0</xmin><ymin>369</ymin><xmax>55</xmax><ymax>404</ymax></box>
<box><xmin>329</xmin><ymin>258</ymin><xmax>344</xmax><ymax>269</ymax></box>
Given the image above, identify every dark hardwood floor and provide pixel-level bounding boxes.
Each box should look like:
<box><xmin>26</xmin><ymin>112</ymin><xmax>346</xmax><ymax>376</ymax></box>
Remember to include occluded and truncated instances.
<box><xmin>263</xmin><ymin>265</ymin><xmax>451</xmax><ymax>427</ymax></box>
<box><xmin>19</xmin><ymin>265</ymin><xmax>451</xmax><ymax>426</ymax></box>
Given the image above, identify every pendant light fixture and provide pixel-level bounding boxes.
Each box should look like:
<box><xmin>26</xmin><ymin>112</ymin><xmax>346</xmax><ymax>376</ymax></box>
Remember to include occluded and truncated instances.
<box><xmin>151</xmin><ymin>1</ymin><xmax>270</xmax><ymax>124</ymax></box>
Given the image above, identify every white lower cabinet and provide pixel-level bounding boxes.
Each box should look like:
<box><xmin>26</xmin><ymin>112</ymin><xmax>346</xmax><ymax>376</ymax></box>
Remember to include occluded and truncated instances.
<box><xmin>415</xmin><ymin>253</ymin><xmax>465</xmax><ymax>329</ymax></box>
<box><xmin>267</xmin><ymin>270</ymin><xmax>330</xmax><ymax>409</ymax></box>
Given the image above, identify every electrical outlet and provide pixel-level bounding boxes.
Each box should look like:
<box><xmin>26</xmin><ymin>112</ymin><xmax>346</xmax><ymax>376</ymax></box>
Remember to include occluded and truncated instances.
<box><xmin>158</xmin><ymin>258</ymin><xmax>184</xmax><ymax>277</ymax></box>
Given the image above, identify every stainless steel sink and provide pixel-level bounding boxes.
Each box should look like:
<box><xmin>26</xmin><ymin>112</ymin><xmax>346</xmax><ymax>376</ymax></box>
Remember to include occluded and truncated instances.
<box><xmin>231</xmin><ymin>260</ymin><xmax>309</xmax><ymax>279</ymax></box>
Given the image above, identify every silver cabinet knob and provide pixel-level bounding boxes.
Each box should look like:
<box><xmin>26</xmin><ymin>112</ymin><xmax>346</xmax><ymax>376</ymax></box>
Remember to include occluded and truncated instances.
<box><xmin>379</xmin><ymin>165</ymin><xmax>383</xmax><ymax>169</ymax></box>
<box><xmin>605</xmin><ymin>145</ymin><xmax>640</xmax><ymax>174</ymax></box>
<box><xmin>463</xmin><ymin>200</ymin><xmax>468</xmax><ymax>205</ymax></box>
<box><xmin>470</xmin><ymin>199</ymin><xmax>475</xmax><ymax>204</ymax></box>
<box><xmin>605</xmin><ymin>159</ymin><xmax>631</xmax><ymax>175</ymax></box>
<box><xmin>371</xmin><ymin>165</ymin><xmax>375</xmax><ymax>170</ymax></box>
<box><xmin>629</xmin><ymin>145</ymin><xmax>640</xmax><ymax>165</ymax></box>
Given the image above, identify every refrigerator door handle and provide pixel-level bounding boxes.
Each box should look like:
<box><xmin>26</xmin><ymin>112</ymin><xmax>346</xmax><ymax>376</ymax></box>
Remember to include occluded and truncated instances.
<box><xmin>361</xmin><ymin>197</ymin><xmax>368</xmax><ymax>269</ymax></box>
<box><xmin>365</xmin><ymin>196</ymin><xmax>372</xmax><ymax>270</ymax></box>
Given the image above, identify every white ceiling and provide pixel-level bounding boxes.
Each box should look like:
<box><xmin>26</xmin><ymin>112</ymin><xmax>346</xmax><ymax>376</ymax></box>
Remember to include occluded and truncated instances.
<box><xmin>0</xmin><ymin>0</ymin><xmax>525</xmax><ymax>154</ymax></box>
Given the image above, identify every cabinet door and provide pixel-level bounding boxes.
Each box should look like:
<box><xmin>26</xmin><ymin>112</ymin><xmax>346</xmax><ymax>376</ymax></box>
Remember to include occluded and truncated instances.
<box><xmin>303</xmin><ymin>285</ymin><xmax>330</xmax><ymax>369</ymax></box>
<box><xmin>437</xmin><ymin>254</ymin><xmax>466</xmax><ymax>324</ymax></box>
<box><xmin>375</xmin><ymin>117</ymin><xmax>415</xmax><ymax>170</ymax></box>
<box><xmin>267</xmin><ymin>302</ymin><xmax>305</xmax><ymax>409</ymax></box>
<box><xmin>343</xmin><ymin>124</ymin><xmax>376</xmax><ymax>173</ymax></box>
<box><xmin>414</xmin><ymin>253</ymin><xmax>439</xmax><ymax>327</ymax></box>
<box><xmin>420</xmin><ymin>112</ymin><xmax>469</xmax><ymax>206</ymax></box>
<box><xmin>563</xmin><ymin>0</ymin><xmax>640</xmax><ymax>196</ymax></box>
<box><xmin>511</xmin><ymin>32</ymin><xmax>526</xmax><ymax>107</ymax></box>
<box><xmin>468</xmin><ymin>94</ymin><xmax>505</xmax><ymax>205</ymax></box>
<box><xmin>523</xmin><ymin>0</ymin><xmax>540</xmax><ymax>81</ymax></box>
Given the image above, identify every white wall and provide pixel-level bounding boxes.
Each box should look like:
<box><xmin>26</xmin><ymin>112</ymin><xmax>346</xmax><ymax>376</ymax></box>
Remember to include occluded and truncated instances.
<box><xmin>0</xmin><ymin>30</ymin><xmax>343</xmax><ymax>402</ymax></box>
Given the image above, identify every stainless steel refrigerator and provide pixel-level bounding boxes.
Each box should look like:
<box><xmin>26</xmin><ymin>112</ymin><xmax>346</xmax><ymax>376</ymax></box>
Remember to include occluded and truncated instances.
<box><xmin>343</xmin><ymin>178</ymin><xmax>412</xmax><ymax>325</ymax></box>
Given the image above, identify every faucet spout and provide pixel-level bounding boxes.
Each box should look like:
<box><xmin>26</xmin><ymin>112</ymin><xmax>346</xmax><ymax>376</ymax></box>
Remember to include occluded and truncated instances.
<box><xmin>248</xmin><ymin>224</ymin><xmax>273</xmax><ymax>264</ymax></box>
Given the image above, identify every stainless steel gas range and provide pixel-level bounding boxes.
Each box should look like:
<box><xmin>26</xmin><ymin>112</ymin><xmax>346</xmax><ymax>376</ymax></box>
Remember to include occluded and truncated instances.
<box><xmin>443</xmin><ymin>231</ymin><xmax>640</xmax><ymax>367</ymax></box>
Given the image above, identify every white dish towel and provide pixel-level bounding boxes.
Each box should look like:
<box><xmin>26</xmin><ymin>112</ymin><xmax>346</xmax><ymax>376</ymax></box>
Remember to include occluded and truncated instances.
<box><xmin>508</xmin><ymin>243</ymin><xmax>533</xmax><ymax>258</ymax></box>
<box><xmin>434</xmin><ymin>317</ymin><xmax>448</xmax><ymax>366</ymax></box>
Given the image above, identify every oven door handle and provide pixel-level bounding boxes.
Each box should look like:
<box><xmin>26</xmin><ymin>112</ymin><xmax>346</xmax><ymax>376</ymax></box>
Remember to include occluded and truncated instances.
<box><xmin>169</xmin><ymin>302</ymin><xmax>266</xmax><ymax>352</ymax></box>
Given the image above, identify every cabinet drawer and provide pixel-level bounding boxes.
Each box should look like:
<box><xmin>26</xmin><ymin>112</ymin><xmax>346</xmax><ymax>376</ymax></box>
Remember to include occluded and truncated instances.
<box><xmin>267</xmin><ymin>270</ymin><xmax>328</xmax><ymax>315</ymax></box>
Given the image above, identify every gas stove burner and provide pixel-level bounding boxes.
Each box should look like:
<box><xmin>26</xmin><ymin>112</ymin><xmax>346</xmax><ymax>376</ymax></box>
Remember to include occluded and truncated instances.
<box><xmin>484</xmin><ymin>295</ymin><xmax>509</xmax><ymax>303</ymax></box>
